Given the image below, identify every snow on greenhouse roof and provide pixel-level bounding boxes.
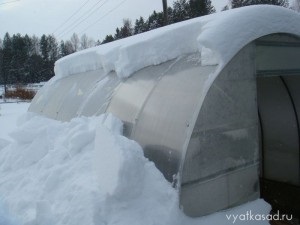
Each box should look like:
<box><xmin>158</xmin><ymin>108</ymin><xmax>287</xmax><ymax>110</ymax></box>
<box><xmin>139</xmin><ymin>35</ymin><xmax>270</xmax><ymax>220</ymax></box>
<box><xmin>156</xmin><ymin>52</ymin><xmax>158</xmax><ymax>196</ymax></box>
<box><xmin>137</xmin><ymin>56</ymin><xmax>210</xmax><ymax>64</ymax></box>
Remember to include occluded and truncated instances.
<box><xmin>54</xmin><ymin>5</ymin><xmax>300</xmax><ymax>80</ymax></box>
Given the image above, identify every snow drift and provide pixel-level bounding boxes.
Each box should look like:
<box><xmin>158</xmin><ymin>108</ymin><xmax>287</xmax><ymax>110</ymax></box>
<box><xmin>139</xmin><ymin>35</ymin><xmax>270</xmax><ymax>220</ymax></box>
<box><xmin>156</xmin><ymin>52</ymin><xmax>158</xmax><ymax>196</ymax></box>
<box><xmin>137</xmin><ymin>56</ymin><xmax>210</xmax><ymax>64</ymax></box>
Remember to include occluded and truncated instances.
<box><xmin>0</xmin><ymin>111</ymin><xmax>271</xmax><ymax>225</ymax></box>
<box><xmin>0</xmin><ymin>113</ymin><xmax>178</xmax><ymax>225</ymax></box>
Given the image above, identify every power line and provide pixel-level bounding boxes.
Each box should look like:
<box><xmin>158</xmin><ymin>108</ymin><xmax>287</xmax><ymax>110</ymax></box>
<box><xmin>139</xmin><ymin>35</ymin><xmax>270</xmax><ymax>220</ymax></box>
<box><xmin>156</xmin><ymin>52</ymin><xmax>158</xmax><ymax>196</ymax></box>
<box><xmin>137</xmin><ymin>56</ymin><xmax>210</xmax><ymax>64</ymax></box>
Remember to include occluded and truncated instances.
<box><xmin>79</xmin><ymin>0</ymin><xmax>128</xmax><ymax>35</ymax></box>
<box><xmin>52</xmin><ymin>0</ymin><xmax>93</xmax><ymax>34</ymax></box>
<box><xmin>55</xmin><ymin>0</ymin><xmax>105</xmax><ymax>39</ymax></box>
<box><xmin>57</xmin><ymin>0</ymin><xmax>109</xmax><ymax>39</ymax></box>
<box><xmin>0</xmin><ymin>0</ymin><xmax>20</xmax><ymax>6</ymax></box>
<box><xmin>58</xmin><ymin>0</ymin><xmax>109</xmax><ymax>39</ymax></box>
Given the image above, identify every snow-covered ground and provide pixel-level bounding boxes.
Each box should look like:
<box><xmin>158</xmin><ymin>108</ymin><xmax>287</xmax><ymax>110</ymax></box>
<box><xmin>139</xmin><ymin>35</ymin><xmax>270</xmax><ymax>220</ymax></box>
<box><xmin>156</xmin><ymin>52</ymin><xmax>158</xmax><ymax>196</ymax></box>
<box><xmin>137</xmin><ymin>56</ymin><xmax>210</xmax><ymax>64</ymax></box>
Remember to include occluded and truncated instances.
<box><xmin>0</xmin><ymin>102</ymin><xmax>272</xmax><ymax>225</ymax></box>
<box><xmin>0</xmin><ymin>103</ymin><xmax>30</xmax><ymax>141</ymax></box>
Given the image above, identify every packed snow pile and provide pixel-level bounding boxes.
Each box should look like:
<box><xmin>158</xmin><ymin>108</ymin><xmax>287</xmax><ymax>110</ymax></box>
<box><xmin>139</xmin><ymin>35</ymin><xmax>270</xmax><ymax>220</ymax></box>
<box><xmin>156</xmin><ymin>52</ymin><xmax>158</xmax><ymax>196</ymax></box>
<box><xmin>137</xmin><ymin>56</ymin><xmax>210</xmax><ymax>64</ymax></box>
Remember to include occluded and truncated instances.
<box><xmin>54</xmin><ymin>5</ymin><xmax>300</xmax><ymax>80</ymax></box>
<box><xmin>0</xmin><ymin>110</ymin><xmax>272</xmax><ymax>225</ymax></box>
<box><xmin>0</xmin><ymin>113</ymin><xmax>177</xmax><ymax>225</ymax></box>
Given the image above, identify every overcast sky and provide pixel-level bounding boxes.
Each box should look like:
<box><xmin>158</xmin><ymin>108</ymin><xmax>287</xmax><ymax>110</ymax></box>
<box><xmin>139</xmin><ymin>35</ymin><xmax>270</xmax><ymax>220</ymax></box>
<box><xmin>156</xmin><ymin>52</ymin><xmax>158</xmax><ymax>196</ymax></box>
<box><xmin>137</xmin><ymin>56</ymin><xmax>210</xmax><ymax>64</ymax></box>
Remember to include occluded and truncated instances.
<box><xmin>0</xmin><ymin>0</ymin><xmax>229</xmax><ymax>41</ymax></box>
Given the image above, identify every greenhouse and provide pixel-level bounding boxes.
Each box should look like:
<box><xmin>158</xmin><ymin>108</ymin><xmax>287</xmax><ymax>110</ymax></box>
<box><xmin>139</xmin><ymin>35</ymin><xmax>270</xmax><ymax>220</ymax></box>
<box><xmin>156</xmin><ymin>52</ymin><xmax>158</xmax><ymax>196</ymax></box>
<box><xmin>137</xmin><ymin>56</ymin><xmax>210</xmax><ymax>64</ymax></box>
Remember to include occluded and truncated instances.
<box><xmin>29</xmin><ymin>5</ymin><xmax>300</xmax><ymax>218</ymax></box>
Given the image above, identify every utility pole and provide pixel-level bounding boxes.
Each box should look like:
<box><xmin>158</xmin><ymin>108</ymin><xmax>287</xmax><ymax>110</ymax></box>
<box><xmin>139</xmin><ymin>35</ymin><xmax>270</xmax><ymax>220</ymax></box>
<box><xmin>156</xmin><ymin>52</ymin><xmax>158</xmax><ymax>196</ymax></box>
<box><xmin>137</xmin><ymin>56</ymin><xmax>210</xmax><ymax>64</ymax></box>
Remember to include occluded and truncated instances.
<box><xmin>162</xmin><ymin>0</ymin><xmax>168</xmax><ymax>25</ymax></box>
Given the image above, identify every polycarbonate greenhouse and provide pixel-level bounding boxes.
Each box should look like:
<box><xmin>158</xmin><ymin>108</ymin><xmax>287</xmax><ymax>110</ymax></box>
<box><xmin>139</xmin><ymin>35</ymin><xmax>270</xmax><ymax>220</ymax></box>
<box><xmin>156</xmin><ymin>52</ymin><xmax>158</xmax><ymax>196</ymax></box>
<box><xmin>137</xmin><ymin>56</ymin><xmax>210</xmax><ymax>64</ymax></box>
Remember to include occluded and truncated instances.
<box><xmin>29</xmin><ymin>5</ymin><xmax>300</xmax><ymax>218</ymax></box>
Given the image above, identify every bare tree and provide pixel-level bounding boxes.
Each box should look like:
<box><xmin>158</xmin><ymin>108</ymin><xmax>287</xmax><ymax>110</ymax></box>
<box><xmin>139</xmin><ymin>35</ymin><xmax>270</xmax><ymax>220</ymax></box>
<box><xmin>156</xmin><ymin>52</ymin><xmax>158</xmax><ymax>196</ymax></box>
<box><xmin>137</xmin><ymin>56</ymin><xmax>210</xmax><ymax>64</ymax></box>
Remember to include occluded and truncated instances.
<box><xmin>80</xmin><ymin>34</ymin><xmax>95</xmax><ymax>50</ymax></box>
<box><xmin>70</xmin><ymin>33</ymin><xmax>80</xmax><ymax>52</ymax></box>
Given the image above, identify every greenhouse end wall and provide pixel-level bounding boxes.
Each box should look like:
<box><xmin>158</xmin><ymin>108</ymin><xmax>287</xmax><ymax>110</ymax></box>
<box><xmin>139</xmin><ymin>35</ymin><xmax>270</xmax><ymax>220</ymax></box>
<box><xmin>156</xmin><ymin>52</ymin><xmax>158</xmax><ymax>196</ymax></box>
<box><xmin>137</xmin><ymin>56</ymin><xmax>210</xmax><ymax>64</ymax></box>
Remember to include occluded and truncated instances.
<box><xmin>180</xmin><ymin>43</ymin><xmax>260</xmax><ymax>216</ymax></box>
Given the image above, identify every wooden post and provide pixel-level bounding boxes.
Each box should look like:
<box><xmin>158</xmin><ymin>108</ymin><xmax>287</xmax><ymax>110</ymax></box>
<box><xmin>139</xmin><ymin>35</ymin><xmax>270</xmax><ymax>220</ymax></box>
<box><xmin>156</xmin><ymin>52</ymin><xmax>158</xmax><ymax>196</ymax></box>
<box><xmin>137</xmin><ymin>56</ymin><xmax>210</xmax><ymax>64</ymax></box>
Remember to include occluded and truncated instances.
<box><xmin>162</xmin><ymin>0</ymin><xmax>168</xmax><ymax>25</ymax></box>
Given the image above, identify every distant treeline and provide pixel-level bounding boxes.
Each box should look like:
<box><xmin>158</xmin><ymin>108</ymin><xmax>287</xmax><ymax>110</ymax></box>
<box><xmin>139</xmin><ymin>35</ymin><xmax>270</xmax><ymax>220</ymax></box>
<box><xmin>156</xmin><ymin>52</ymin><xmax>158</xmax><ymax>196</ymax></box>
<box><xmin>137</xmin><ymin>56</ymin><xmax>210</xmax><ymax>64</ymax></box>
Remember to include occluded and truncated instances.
<box><xmin>0</xmin><ymin>0</ymin><xmax>289</xmax><ymax>85</ymax></box>
<box><xmin>0</xmin><ymin>33</ymin><xmax>97</xmax><ymax>85</ymax></box>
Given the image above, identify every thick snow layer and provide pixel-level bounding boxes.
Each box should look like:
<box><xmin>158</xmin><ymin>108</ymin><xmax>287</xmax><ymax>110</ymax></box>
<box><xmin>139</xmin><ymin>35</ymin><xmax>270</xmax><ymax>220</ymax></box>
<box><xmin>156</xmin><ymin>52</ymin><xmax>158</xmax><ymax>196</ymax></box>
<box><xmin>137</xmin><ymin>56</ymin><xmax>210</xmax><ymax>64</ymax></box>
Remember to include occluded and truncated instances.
<box><xmin>54</xmin><ymin>5</ymin><xmax>300</xmax><ymax>80</ymax></box>
<box><xmin>0</xmin><ymin>104</ymin><xmax>272</xmax><ymax>225</ymax></box>
<box><xmin>197</xmin><ymin>5</ymin><xmax>300</xmax><ymax>67</ymax></box>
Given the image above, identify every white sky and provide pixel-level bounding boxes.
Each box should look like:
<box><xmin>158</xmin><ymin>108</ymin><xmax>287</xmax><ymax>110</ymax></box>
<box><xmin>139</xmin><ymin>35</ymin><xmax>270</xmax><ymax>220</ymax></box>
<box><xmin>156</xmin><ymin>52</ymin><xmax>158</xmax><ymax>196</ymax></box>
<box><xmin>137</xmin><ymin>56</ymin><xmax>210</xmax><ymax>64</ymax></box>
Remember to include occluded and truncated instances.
<box><xmin>0</xmin><ymin>0</ymin><xmax>228</xmax><ymax>41</ymax></box>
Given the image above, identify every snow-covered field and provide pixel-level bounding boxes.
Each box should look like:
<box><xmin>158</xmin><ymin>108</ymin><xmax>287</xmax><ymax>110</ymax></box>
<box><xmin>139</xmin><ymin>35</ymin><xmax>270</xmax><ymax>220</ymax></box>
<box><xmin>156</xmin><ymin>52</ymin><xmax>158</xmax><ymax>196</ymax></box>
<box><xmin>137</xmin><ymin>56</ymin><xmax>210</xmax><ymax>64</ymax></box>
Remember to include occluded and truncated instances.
<box><xmin>0</xmin><ymin>102</ymin><xmax>271</xmax><ymax>225</ymax></box>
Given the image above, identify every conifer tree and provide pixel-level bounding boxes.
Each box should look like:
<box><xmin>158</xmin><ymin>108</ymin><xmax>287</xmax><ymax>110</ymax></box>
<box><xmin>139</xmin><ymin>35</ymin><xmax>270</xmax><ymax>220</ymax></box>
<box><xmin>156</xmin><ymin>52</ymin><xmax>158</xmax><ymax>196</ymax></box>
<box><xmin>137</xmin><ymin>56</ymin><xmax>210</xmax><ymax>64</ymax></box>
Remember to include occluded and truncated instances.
<box><xmin>114</xmin><ymin>28</ymin><xmax>122</xmax><ymax>40</ymax></box>
<box><xmin>134</xmin><ymin>17</ymin><xmax>148</xmax><ymax>34</ymax></box>
<box><xmin>172</xmin><ymin>0</ymin><xmax>190</xmax><ymax>22</ymax></box>
<box><xmin>119</xmin><ymin>19</ymin><xmax>133</xmax><ymax>38</ymax></box>
<box><xmin>102</xmin><ymin>35</ymin><xmax>114</xmax><ymax>44</ymax></box>
<box><xmin>147</xmin><ymin>11</ymin><xmax>164</xmax><ymax>30</ymax></box>
<box><xmin>189</xmin><ymin>0</ymin><xmax>216</xmax><ymax>17</ymax></box>
<box><xmin>40</xmin><ymin>35</ymin><xmax>49</xmax><ymax>61</ymax></box>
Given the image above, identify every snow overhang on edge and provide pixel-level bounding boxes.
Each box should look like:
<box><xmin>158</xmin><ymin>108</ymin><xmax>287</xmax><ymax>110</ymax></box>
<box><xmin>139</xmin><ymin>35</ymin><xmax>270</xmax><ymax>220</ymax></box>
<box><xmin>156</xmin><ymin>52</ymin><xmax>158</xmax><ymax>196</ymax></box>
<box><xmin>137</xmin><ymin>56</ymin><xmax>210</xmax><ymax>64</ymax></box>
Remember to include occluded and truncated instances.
<box><xmin>53</xmin><ymin>5</ymin><xmax>300</xmax><ymax>81</ymax></box>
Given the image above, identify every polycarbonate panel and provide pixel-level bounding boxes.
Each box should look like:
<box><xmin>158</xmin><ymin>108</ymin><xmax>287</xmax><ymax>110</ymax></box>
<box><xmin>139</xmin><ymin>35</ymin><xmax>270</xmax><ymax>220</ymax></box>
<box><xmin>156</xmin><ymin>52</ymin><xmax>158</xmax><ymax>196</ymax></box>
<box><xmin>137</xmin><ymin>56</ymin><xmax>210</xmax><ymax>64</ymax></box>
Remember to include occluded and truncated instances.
<box><xmin>257</xmin><ymin>76</ymin><xmax>300</xmax><ymax>185</ymax></box>
<box><xmin>182</xmin><ymin>77</ymin><xmax>258</xmax><ymax>184</ymax></box>
<box><xmin>181</xmin><ymin>165</ymin><xmax>259</xmax><ymax>216</ymax></box>
<box><xmin>29</xmin><ymin>70</ymin><xmax>120</xmax><ymax>121</ymax></box>
<box><xmin>39</xmin><ymin>78</ymin><xmax>75</xmax><ymax>119</ymax></box>
<box><xmin>181</xmin><ymin>44</ymin><xmax>259</xmax><ymax>216</ymax></box>
<box><xmin>28</xmin><ymin>82</ymin><xmax>57</xmax><ymax>114</ymax></box>
<box><xmin>228</xmin><ymin>165</ymin><xmax>259</xmax><ymax>205</ymax></box>
<box><xmin>120</xmin><ymin>54</ymin><xmax>216</xmax><ymax>182</ymax></box>
<box><xmin>56</xmin><ymin>70</ymin><xmax>101</xmax><ymax>121</ymax></box>
<box><xmin>183</xmin><ymin>44</ymin><xmax>258</xmax><ymax>182</ymax></box>
<box><xmin>183</xmin><ymin>126</ymin><xmax>258</xmax><ymax>184</ymax></box>
<box><xmin>180</xmin><ymin>173</ymin><xmax>228</xmax><ymax>216</ymax></box>
<box><xmin>106</xmin><ymin>60</ymin><xmax>175</xmax><ymax>136</ymax></box>
<box><xmin>78</xmin><ymin>72</ymin><xmax>121</xmax><ymax>117</ymax></box>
